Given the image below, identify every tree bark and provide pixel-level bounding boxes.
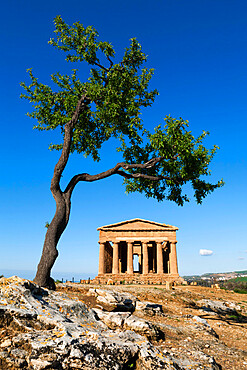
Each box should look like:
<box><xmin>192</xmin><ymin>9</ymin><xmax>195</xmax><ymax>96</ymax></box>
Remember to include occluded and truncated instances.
<box><xmin>34</xmin><ymin>193</ymin><xmax>71</xmax><ymax>288</ymax></box>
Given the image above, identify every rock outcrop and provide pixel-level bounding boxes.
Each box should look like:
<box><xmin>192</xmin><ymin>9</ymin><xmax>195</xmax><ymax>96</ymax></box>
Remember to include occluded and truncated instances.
<box><xmin>0</xmin><ymin>277</ymin><xmax>179</xmax><ymax>369</ymax></box>
<box><xmin>88</xmin><ymin>288</ymin><xmax>137</xmax><ymax>312</ymax></box>
<box><xmin>197</xmin><ymin>299</ymin><xmax>241</xmax><ymax>316</ymax></box>
<box><xmin>0</xmin><ymin>277</ymin><xmax>225</xmax><ymax>369</ymax></box>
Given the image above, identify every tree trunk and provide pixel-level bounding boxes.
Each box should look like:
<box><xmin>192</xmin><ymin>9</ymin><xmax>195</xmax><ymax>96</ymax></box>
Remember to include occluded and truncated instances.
<box><xmin>33</xmin><ymin>96</ymin><xmax>89</xmax><ymax>289</ymax></box>
<box><xmin>34</xmin><ymin>194</ymin><xmax>71</xmax><ymax>289</ymax></box>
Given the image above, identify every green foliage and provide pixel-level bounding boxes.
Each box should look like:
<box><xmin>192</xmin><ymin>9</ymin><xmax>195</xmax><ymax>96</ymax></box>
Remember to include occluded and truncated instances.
<box><xmin>122</xmin><ymin>117</ymin><xmax>223</xmax><ymax>204</ymax></box>
<box><xmin>229</xmin><ymin>277</ymin><xmax>247</xmax><ymax>282</ymax></box>
<box><xmin>234</xmin><ymin>289</ymin><xmax>247</xmax><ymax>294</ymax></box>
<box><xmin>20</xmin><ymin>16</ymin><xmax>157</xmax><ymax>162</ymax></box>
<box><xmin>21</xmin><ymin>16</ymin><xmax>223</xmax><ymax>205</ymax></box>
<box><xmin>223</xmin><ymin>279</ymin><xmax>247</xmax><ymax>294</ymax></box>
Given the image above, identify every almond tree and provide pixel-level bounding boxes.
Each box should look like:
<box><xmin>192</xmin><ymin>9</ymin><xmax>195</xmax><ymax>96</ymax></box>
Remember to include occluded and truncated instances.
<box><xmin>21</xmin><ymin>16</ymin><xmax>223</xmax><ymax>288</ymax></box>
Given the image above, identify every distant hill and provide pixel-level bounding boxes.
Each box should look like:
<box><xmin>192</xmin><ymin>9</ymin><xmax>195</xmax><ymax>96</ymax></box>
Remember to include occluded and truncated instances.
<box><xmin>183</xmin><ymin>270</ymin><xmax>247</xmax><ymax>282</ymax></box>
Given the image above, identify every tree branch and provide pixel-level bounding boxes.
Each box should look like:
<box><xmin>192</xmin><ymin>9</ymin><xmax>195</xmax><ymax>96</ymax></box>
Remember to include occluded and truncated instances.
<box><xmin>121</xmin><ymin>157</ymin><xmax>165</xmax><ymax>170</ymax></box>
<box><xmin>94</xmin><ymin>61</ymin><xmax>108</xmax><ymax>72</ymax></box>
<box><xmin>64</xmin><ymin>156</ymin><xmax>168</xmax><ymax>197</ymax></box>
<box><xmin>50</xmin><ymin>94</ymin><xmax>89</xmax><ymax>196</ymax></box>
<box><xmin>115</xmin><ymin>170</ymin><xmax>170</xmax><ymax>181</ymax></box>
<box><xmin>106</xmin><ymin>55</ymin><xmax>113</xmax><ymax>68</ymax></box>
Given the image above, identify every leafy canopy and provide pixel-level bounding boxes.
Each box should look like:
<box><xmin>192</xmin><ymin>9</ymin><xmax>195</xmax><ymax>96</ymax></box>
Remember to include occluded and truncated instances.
<box><xmin>21</xmin><ymin>15</ymin><xmax>223</xmax><ymax>205</ymax></box>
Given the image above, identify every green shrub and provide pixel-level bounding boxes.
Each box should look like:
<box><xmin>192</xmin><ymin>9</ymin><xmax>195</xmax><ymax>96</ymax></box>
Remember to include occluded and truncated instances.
<box><xmin>222</xmin><ymin>280</ymin><xmax>247</xmax><ymax>294</ymax></box>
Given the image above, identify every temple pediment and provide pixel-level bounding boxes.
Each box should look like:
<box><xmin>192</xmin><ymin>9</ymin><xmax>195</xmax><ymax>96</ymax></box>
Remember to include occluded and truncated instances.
<box><xmin>97</xmin><ymin>218</ymin><xmax>178</xmax><ymax>231</ymax></box>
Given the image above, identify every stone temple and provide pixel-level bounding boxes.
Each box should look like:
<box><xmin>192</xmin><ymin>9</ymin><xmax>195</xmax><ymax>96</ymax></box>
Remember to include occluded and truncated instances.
<box><xmin>95</xmin><ymin>218</ymin><xmax>182</xmax><ymax>284</ymax></box>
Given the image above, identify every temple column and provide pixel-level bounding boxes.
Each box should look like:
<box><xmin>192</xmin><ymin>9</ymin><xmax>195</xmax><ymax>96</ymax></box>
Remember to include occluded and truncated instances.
<box><xmin>170</xmin><ymin>241</ymin><xmax>179</xmax><ymax>275</ymax></box>
<box><xmin>138</xmin><ymin>255</ymin><xmax>142</xmax><ymax>273</ymax></box>
<box><xmin>157</xmin><ymin>242</ymin><xmax>164</xmax><ymax>274</ymax></box>
<box><xmin>127</xmin><ymin>242</ymin><xmax>134</xmax><ymax>274</ymax></box>
<box><xmin>156</xmin><ymin>242</ymin><xmax>164</xmax><ymax>274</ymax></box>
<box><xmin>142</xmin><ymin>242</ymin><xmax>149</xmax><ymax>274</ymax></box>
<box><xmin>98</xmin><ymin>242</ymin><xmax>105</xmax><ymax>275</ymax></box>
<box><xmin>112</xmin><ymin>242</ymin><xmax>119</xmax><ymax>274</ymax></box>
<box><xmin>153</xmin><ymin>247</ymin><xmax>156</xmax><ymax>272</ymax></box>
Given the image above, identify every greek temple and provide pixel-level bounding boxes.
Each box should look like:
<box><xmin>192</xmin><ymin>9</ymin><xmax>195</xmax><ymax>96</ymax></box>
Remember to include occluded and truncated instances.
<box><xmin>95</xmin><ymin>219</ymin><xmax>182</xmax><ymax>284</ymax></box>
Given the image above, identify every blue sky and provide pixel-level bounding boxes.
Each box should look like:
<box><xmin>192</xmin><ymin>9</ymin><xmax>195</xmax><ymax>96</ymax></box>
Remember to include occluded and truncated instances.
<box><xmin>0</xmin><ymin>0</ymin><xmax>247</xmax><ymax>280</ymax></box>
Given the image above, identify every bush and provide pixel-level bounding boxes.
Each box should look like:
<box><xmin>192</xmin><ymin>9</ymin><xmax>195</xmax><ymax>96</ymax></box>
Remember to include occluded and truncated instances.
<box><xmin>223</xmin><ymin>280</ymin><xmax>247</xmax><ymax>294</ymax></box>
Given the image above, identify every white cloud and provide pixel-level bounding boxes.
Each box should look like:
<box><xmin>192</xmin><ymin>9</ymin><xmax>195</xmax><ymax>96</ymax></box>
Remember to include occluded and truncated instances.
<box><xmin>238</xmin><ymin>257</ymin><xmax>245</xmax><ymax>260</ymax></box>
<box><xmin>199</xmin><ymin>249</ymin><xmax>213</xmax><ymax>256</ymax></box>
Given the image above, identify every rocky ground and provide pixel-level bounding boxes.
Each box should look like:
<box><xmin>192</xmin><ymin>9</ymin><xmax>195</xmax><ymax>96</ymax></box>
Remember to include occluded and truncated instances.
<box><xmin>0</xmin><ymin>277</ymin><xmax>246</xmax><ymax>369</ymax></box>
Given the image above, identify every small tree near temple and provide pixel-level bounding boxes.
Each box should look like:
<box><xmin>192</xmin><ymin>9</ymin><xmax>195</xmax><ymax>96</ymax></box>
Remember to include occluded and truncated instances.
<box><xmin>21</xmin><ymin>16</ymin><xmax>223</xmax><ymax>289</ymax></box>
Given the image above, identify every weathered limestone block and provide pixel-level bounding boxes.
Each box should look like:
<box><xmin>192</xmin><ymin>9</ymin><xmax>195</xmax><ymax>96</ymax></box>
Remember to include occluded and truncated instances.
<box><xmin>192</xmin><ymin>315</ymin><xmax>219</xmax><ymax>338</ymax></box>
<box><xmin>92</xmin><ymin>308</ymin><xmax>131</xmax><ymax>328</ymax></box>
<box><xmin>197</xmin><ymin>299</ymin><xmax>239</xmax><ymax>315</ymax></box>
<box><xmin>89</xmin><ymin>288</ymin><xmax>137</xmax><ymax>311</ymax></box>
<box><xmin>135</xmin><ymin>301</ymin><xmax>163</xmax><ymax>316</ymax></box>
<box><xmin>92</xmin><ymin>308</ymin><xmax>164</xmax><ymax>341</ymax></box>
<box><xmin>166</xmin><ymin>281</ymin><xmax>173</xmax><ymax>290</ymax></box>
<box><xmin>124</xmin><ymin>315</ymin><xmax>164</xmax><ymax>340</ymax></box>
<box><xmin>29</xmin><ymin>359</ymin><xmax>52</xmax><ymax>370</ymax></box>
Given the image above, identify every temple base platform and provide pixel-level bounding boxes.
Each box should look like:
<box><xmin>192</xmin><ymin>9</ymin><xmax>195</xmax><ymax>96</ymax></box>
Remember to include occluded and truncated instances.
<box><xmin>92</xmin><ymin>273</ymin><xmax>184</xmax><ymax>285</ymax></box>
